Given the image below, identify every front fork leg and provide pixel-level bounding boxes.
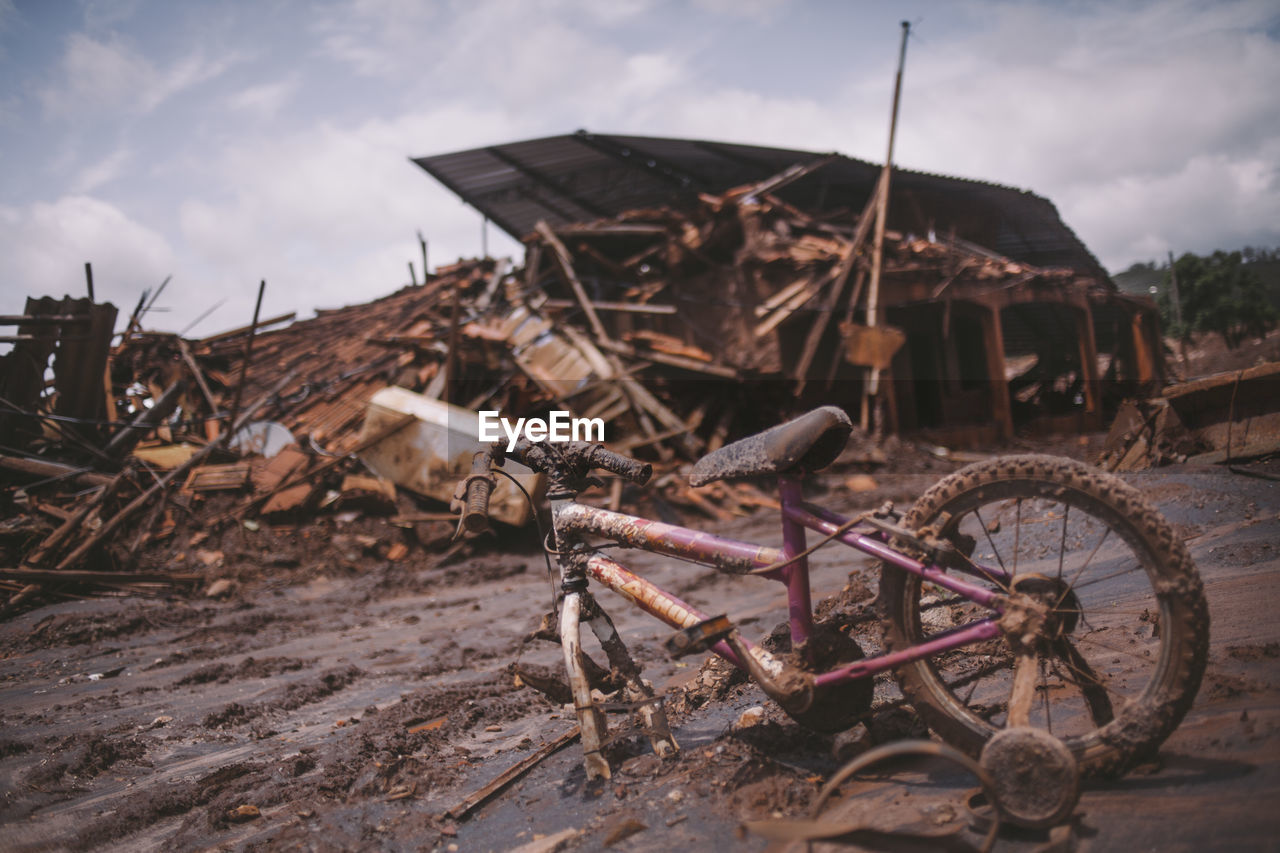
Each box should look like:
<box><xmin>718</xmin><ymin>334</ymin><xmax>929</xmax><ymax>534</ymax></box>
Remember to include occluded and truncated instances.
<box><xmin>560</xmin><ymin>590</ymin><xmax>680</xmax><ymax>780</ymax></box>
<box><xmin>584</xmin><ymin>598</ymin><xmax>679</xmax><ymax>760</ymax></box>
<box><xmin>560</xmin><ymin>591</ymin><xmax>612</xmax><ymax>780</ymax></box>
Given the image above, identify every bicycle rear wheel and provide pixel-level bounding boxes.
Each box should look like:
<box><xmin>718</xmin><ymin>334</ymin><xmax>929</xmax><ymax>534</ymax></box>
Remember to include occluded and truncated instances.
<box><xmin>879</xmin><ymin>455</ymin><xmax>1208</xmax><ymax>777</ymax></box>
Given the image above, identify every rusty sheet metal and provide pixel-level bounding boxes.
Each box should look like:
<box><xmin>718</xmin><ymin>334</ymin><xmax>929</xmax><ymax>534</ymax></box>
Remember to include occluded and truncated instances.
<box><xmin>355</xmin><ymin>386</ymin><xmax>542</xmax><ymax>527</ymax></box>
<box><xmin>491</xmin><ymin>304</ymin><xmax>613</xmax><ymax>399</ymax></box>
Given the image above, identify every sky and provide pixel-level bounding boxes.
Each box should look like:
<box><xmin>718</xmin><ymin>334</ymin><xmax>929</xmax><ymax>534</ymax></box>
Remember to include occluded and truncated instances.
<box><xmin>1</xmin><ymin>0</ymin><xmax>1277</xmax><ymax>339</ymax></box>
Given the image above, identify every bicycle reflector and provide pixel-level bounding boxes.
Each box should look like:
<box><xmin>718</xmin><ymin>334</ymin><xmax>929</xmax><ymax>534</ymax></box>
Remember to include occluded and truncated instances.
<box><xmin>665</xmin><ymin>614</ymin><xmax>734</xmax><ymax>659</ymax></box>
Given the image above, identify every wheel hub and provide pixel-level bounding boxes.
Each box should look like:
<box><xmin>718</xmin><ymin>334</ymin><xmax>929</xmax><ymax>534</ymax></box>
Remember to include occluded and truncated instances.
<box><xmin>1003</xmin><ymin>574</ymin><xmax>1081</xmax><ymax>649</ymax></box>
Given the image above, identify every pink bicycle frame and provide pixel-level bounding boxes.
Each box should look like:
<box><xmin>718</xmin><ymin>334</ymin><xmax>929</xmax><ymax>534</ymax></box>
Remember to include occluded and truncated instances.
<box><xmin>553</xmin><ymin>475</ymin><xmax>1007</xmax><ymax>688</ymax></box>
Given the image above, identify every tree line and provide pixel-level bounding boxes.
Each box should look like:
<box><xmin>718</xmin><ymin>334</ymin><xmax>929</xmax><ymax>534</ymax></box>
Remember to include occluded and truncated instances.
<box><xmin>1116</xmin><ymin>247</ymin><xmax>1279</xmax><ymax>349</ymax></box>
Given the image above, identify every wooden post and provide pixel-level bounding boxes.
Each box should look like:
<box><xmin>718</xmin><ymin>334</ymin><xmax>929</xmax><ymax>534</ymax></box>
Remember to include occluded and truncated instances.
<box><xmin>980</xmin><ymin>304</ymin><xmax>1013</xmax><ymax>439</ymax></box>
<box><xmin>536</xmin><ymin>221</ymin><xmax>613</xmax><ymax>346</ymax></box>
<box><xmin>226</xmin><ymin>280</ymin><xmax>266</xmax><ymax>439</ymax></box>
<box><xmin>1076</xmin><ymin>302</ymin><xmax>1103</xmax><ymax>429</ymax></box>
<box><xmin>84</xmin><ymin>262</ymin><xmax>94</xmax><ymax>301</ymax></box>
<box><xmin>419</xmin><ymin>231</ymin><xmax>429</xmax><ymax>279</ymax></box>
<box><xmin>443</xmin><ymin>276</ymin><xmax>462</xmax><ymax>404</ymax></box>
<box><xmin>865</xmin><ymin>21</ymin><xmax>911</xmax><ymax>409</ymax></box>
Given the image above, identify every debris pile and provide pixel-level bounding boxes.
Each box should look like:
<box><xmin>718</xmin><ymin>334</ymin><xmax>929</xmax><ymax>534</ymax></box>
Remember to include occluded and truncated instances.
<box><xmin>1100</xmin><ymin>361</ymin><xmax>1280</xmax><ymax>470</ymax></box>
<box><xmin>1</xmin><ymin>162</ymin><xmax>1166</xmax><ymax>609</ymax></box>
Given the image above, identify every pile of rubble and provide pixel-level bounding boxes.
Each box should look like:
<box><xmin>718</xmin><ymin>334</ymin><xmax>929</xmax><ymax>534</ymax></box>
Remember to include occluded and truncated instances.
<box><xmin>1099</xmin><ymin>361</ymin><xmax>1280</xmax><ymax>471</ymax></box>
<box><xmin>1</xmin><ymin>160</ymin><xmax>1156</xmax><ymax>610</ymax></box>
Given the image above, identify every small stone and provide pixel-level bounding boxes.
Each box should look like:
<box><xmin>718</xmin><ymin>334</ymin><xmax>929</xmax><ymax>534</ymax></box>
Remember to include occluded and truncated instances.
<box><xmin>666</xmin><ymin>789</ymin><xmax>684</xmax><ymax>804</ymax></box>
<box><xmin>735</xmin><ymin>705</ymin><xmax>766</xmax><ymax>729</ymax></box>
<box><xmin>205</xmin><ymin>579</ymin><xmax>234</xmax><ymax>599</ymax></box>
<box><xmin>485</xmin><ymin>724</ymin><xmax>503</xmax><ymax>732</ymax></box>
<box><xmin>227</xmin><ymin>804</ymin><xmax>260</xmax><ymax>822</ymax></box>
<box><xmin>602</xmin><ymin>817</ymin><xmax>646</xmax><ymax>846</ymax></box>
<box><xmin>845</xmin><ymin>474</ymin><xmax>878</xmax><ymax>492</ymax></box>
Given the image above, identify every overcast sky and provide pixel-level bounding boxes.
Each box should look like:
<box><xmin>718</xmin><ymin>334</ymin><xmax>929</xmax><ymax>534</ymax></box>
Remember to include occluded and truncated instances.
<box><xmin>1</xmin><ymin>0</ymin><xmax>1277</xmax><ymax>338</ymax></box>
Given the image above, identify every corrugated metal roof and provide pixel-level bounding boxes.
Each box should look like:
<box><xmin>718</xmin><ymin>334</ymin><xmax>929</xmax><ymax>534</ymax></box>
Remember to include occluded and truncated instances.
<box><xmin>413</xmin><ymin>130</ymin><xmax>1108</xmax><ymax>280</ymax></box>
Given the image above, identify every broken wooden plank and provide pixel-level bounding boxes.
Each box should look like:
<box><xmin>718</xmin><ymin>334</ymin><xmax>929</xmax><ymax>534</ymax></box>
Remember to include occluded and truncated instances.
<box><xmin>540</xmin><ymin>298</ymin><xmax>677</xmax><ymax>315</ymax></box>
<box><xmin>535</xmin><ymin>221</ymin><xmax>613</xmax><ymax>346</ymax></box>
<box><xmin>0</xmin><ymin>454</ymin><xmax>112</xmax><ymax>489</ymax></box>
<box><xmin>177</xmin><ymin>337</ymin><xmax>221</xmax><ymax>421</ymax></box>
<box><xmin>444</xmin><ymin>727</ymin><xmax>580</xmax><ymax>821</ymax></box>
<box><xmin>793</xmin><ymin>174</ymin><xmax>883</xmax><ymax>390</ymax></box>
<box><xmin>0</xmin><ymin>567</ymin><xmax>200</xmax><ymax>586</ymax></box>
<box><xmin>753</xmin><ymin>275</ymin><xmax>829</xmax><ymax>338</ymax></box>
<box><xmin>182</xmin><ymin>463</ymin><xmax>252</xmax><ymax>493</ymax></box>
<box><xmin>197</xmin><ymin>310</ymin><xmax>296</xmax><ymax>346</ymax></box>
<box><xmin>54</xmin><ymin>371</ymin><xmax>298</xmax><ymax>571</ymax></box>
<box><xmin>597</xmin><ymin>338</ymin><xmax>738</xmax><ymax>379</ymax></box>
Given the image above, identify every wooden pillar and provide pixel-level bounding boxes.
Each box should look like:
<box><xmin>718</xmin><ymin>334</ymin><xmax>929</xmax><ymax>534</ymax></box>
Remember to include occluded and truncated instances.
<box><xmin>980</xmin><ymin>303</ymin><xmax>1013</xmax><ymax>440</ymax></box>
<box><xmin>1075</xmin><ymin>301</ymin><xmax>1103</xmax><ymax>430</ymax></box>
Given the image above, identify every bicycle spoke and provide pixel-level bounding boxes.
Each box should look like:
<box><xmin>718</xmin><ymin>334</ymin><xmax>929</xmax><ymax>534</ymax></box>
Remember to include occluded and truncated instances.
<box><xmin>973</xmin><ymin>507</ymin><xmax>1008</xmax><ymax>574</ymax></box>
<box><xmin>1053</xmin><ymin>637</ymin><xmax>1116</xmax><ymax>727</ymax></box>
<box><xmin>1070</xmin><ymin>631</ymin><xmax>1157</xmax><ymax>665</ymax></box>
<box><xmin>1057</xmin><ymin>526</ymin><xmax>1112</xmax><ymax>608</ymax></box>
<box><xmin>952</xmin><ymin>550</ymin><xmax>1011</xmax><ymax>593</ymax></box>
<box><xmin>1056</xmin><ymin>504</ymin><xmax>1070</xmax><ymax>581</ymax></box>
<box><xmin>938</xmin><ymin>656</ymin><xmax>1013</xmax><ymax>695</ymax></box>
<box><xmin>1071</xmin><ymin>564</ymin><xmax>1146</xmax><ymax>593</ymax></box>
<box><xmin>1013</xmin><ymin>498</ymin><xmax>1022</xmax><ymax>578</ymax></box>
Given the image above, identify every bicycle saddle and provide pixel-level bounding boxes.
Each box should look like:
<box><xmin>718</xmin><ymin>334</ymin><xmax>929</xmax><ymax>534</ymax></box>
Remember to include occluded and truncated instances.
<box><xmin>689</xmin><ymin>406</ymin><xmax>853</xmax><ymax>486</ymax></box>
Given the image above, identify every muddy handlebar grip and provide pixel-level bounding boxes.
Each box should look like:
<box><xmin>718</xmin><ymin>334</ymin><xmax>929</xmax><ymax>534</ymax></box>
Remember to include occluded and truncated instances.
<box><xmin>460</xmin><ymin>449</ymin><xmax>495</xmax><ymax>535</ymax></box>
<box><xmin>585</xmin><ymin>445</ymin><xmax>652</xmax><ymax>485</ymax></box>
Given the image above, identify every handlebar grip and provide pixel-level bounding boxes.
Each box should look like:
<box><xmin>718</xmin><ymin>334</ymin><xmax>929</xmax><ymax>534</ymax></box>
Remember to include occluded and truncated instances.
<box><xmin>586</xmin><ymin>445</ymin><xmax>652</xmax><ymax>485</ymax></box>
<box><xmin>460</xmin><ymin>449</ymin><xmax>495</xmax><ymax>535</ymax></box>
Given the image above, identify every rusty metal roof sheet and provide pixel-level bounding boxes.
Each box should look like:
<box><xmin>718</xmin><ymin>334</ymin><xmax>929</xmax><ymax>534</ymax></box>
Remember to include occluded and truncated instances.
<box><xmin>413</xmin><ymin>130</ymin><xmax>1108</xmax><ymax>281</ymax></box>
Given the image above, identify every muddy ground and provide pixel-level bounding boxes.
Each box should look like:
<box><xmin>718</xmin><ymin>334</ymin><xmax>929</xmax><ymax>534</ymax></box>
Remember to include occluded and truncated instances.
<box><xmin>2</xmin><ymin>439</ymin><xmax>1278</xmax><ymax>852</ymax></box>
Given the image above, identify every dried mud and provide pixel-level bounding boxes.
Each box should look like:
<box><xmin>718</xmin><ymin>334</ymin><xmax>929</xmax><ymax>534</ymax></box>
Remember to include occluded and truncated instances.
<box><xmin>1</xmin><ymin>452</ymin><xmax>1278</xmax><ymax>851</ymax></box>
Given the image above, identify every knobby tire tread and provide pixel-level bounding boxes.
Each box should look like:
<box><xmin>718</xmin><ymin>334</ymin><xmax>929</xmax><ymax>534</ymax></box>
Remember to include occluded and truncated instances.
<box><xmin>877</xmin><ymin>454</ymin><xmax>1209</xmax><ymax>777</ymax></box>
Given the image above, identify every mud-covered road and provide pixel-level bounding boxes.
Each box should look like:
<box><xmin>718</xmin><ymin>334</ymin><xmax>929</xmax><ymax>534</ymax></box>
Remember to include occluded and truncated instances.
<box><xmin>2</xmin><ymin>454</ymin><xmax>1278</xmax><ymax>852</ymax></box>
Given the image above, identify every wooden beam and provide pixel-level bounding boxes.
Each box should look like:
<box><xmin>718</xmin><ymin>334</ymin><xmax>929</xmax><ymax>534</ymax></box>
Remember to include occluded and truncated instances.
<box><xmin>793</xmin><ymin>175</ymin><xmax>883</xmax><ymax>390</ymax></box>
<box><xmin>540</xmin><ymin>299</ymin><xmax>677</xmax><ymax>315</ymax></box>
<box><xmin>535</xmin><ymin>221</ymin><xmax>612</xmax><ymax>345</ymax></box>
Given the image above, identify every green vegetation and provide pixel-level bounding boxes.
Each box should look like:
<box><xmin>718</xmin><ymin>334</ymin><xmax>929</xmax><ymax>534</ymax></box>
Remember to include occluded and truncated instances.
<box><xmin>1114</xmin><ymin>247</ymin><xmax>1280</xmax><ymax>349</ymax></box>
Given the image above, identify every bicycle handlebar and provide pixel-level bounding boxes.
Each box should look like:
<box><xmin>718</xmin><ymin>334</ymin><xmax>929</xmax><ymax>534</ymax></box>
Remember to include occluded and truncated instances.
<box><xmin>580</xmin><ymin>444</ymin><xmax>652</xmax><ymax>485</ymax></box>
<box><xmin>458</xmin><ymin>448</ymin><xmax>496</xmax><ymax>535</ymax></box>
<box><xmin>455</xmin><ymin>441</ymin><xmax>651</xmax><ymax>534</ymax></box>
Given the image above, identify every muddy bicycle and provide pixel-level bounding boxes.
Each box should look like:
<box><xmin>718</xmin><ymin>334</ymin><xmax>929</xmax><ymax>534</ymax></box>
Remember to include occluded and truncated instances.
<box><xmin>454</xmin><ymin>406</ymin><xmax>1209</xmax><ymax>784</ymax></box>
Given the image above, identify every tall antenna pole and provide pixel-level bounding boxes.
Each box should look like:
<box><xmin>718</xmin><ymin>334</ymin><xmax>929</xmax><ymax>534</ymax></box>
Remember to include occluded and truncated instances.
<box><xmin>864</xmin><ymin>20</ymin><xmax>910</xmax><ymax>425</ymax></box>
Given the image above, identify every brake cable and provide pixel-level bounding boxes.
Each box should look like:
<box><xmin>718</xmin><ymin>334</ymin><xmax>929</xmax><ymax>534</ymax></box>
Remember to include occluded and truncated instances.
<box><xmin>490</xmin><ymin>466</ymin><xmax>559</xmax><ymax>616</ymax></box>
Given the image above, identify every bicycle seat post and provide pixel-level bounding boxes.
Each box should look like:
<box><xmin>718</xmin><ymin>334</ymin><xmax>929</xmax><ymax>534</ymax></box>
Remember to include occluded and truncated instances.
<box><xmin>778</xmin><ymin>475</ymin><xmax>816</xmax><ymax>653</ymax></box>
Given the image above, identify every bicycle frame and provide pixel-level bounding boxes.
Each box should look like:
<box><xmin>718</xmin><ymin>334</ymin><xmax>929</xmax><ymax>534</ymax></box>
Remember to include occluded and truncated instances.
<box><xmin>549</xmin><ymin>472</ymin><xmax>1011</xmax><ymax>778</ymax></box>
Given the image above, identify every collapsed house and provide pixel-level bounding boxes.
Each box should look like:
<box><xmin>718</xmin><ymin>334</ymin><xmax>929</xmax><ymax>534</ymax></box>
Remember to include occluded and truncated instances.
<box><xmin>0</xmin><ymin>132</ymin><xmax>1175</xmax><ymax>606</ymax></box>
<box><xmin>416</xmin><ymin>131</ymin><xmax>1164</xmax><ymax>445</ymax></box>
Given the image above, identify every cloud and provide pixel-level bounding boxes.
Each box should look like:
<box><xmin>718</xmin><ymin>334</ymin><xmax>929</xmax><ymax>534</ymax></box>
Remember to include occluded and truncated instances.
<box><xmin>311</xmin><ymin>0</ymin><xmax>440</xmax><ymax>77</ymax></box>
<box><xmin>170</xmin><ymin>105</ymin><xmax>522</xmax><ymax>332</ymax></box>
<box><xmin>6</xmin><ymin>0</ymin><xmax>1278</xmax><ymax>339</ymax></box>
<box><xmin>226</xmin><ymin>77</ymin><xmax>299</xmax><ymax>118</ymax></box>
<box><xmin>39</xmin><ymin>32</ymin><xmax>235</xmax><ymax>118</ymax></box>
<box><xmin>70</xmin><ymin>147</ymin><xmax>132</xmax><ymax>193</ymax></box>
<box><xmin>0</xmin><ymin>195</ymin><xmax>175</xmax><ymax>320</ymax></box>
<box><xmin>883</xmin><ymin>0</ymin><xmax>1280</xmax><ymax>270</ymax></box>
<box><xmin>1061</xmin><ymin>146</ymin><xmax>1280</xmax><ymax>265</ymax></box>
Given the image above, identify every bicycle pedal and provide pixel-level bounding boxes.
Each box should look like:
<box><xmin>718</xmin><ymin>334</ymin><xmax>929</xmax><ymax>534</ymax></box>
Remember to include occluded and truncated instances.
<box><xmin>665</xmin><ymin>615</ymin><xmax>734</xmax><ymax>659</ymax></box>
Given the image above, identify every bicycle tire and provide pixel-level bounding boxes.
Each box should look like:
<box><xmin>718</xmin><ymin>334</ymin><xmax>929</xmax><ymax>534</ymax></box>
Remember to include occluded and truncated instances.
<box><xmin>878</xmin><ymin>454</ymin><xmax>1208</xmax><ymax>777</ymax></box>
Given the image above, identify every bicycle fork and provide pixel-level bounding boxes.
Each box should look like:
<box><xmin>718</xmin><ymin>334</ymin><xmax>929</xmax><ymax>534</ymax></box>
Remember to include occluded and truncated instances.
<box><xmin>559</xmin><ymin>588</ymin><xmax>679</xmax><ymax>780</ymax></box>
